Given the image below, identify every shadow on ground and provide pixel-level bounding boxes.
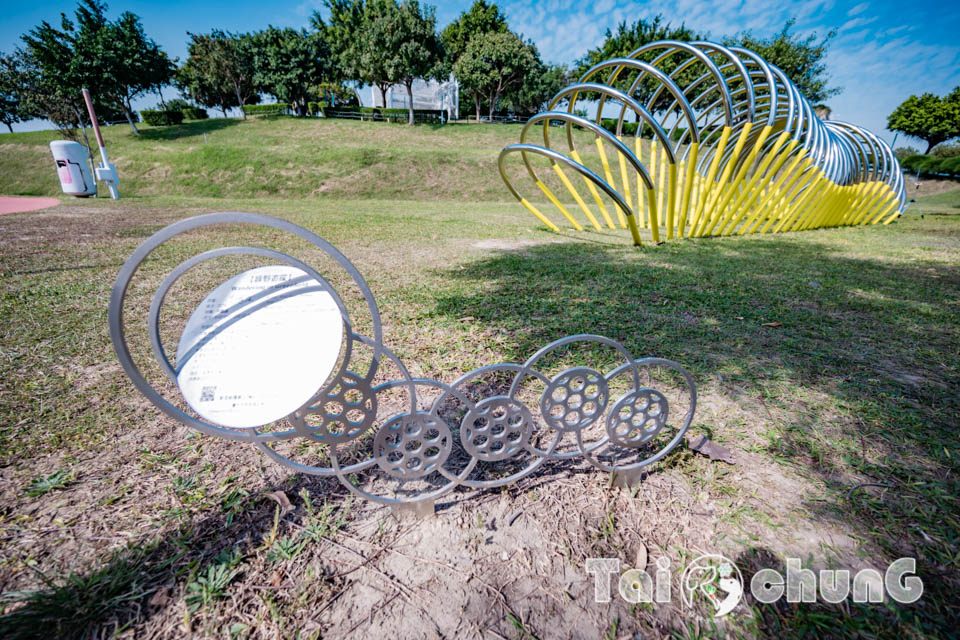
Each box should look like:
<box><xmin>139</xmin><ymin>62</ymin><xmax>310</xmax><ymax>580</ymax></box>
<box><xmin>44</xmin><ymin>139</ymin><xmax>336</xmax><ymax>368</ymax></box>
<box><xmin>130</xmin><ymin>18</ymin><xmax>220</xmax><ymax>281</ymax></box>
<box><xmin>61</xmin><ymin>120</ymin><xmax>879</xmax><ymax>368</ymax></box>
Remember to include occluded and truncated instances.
<box><xmin>0</xmin><ymin>474</ymin><xmax>348</xmax><ymax>639</ymax></box>
<box><xmin>137</xmin><ymin>118</ymin><xmax>240</xmax><ymax>142</ymax></box>
<box><xmin>428</xmin><ymin>233</ymin><xmax>960</xmax><ymax>634</ymax></box>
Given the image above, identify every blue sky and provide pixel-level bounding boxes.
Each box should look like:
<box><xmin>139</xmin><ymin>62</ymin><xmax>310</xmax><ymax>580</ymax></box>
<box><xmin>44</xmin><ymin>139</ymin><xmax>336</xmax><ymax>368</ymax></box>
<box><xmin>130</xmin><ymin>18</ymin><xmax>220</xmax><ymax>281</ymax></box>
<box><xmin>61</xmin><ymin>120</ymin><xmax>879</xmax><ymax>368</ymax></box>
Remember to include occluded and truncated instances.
<box><xmin>2</xmin><ymin>0</ymin><xmax>958</xmax><ymax>147</ymax></box>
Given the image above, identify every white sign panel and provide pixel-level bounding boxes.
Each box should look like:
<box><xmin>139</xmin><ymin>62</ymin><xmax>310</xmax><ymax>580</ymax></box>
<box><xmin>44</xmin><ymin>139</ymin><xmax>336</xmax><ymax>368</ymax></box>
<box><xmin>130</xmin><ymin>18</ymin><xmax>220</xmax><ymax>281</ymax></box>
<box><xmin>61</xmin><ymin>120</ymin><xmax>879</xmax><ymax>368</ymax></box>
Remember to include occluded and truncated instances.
<box><xmin>176</xmin><ymin>265</ymin><xmax>343</xmax><ymax>428</ymax></box>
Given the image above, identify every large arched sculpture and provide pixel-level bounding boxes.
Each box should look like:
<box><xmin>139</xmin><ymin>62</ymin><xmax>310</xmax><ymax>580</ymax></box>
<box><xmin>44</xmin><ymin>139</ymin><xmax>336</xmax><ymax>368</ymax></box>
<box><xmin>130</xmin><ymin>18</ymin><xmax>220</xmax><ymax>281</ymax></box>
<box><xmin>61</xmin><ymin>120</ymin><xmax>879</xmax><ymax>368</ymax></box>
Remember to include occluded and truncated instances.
<box><xmin>499</xmin><ymin>40</ymin><xmax>906</xmax><ymax>245</ymax></box>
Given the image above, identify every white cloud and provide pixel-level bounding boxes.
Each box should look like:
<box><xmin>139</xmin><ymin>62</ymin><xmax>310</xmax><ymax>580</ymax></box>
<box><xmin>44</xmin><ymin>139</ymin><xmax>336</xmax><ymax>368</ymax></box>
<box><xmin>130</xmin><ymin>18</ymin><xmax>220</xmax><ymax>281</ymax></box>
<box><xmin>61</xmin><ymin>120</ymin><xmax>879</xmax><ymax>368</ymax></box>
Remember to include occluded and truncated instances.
<box><xmin>847</xmin><ymin>2</ymin><xmax>869</xmax><ymax>17</ymax></box>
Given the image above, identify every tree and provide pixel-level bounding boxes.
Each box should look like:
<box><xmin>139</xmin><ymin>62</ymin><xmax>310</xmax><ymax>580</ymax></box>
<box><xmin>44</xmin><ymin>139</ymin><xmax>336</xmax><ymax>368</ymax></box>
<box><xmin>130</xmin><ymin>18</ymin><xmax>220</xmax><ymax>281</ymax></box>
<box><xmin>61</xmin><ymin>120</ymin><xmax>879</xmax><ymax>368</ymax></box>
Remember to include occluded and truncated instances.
<box><xmin>315</xmin><ymin>0</ymin><xmax>362</xmax><ymax>83</ymax></box>
<box><xmin>100</xmin><ymin>11</ymin><xmax>175</xmax><ymax>132</ymax></box>
<box><xmin>441</xmin><ymin>0</ymin><xmax>507</xmax><ymax>65</ymax></box>
<box><xmin>443</xmin><ymin>0</ymin><xmax>508</xmax><ymax>116</ymax></box>
<box><xmin>251</xmin><ymin>27</ymin><xmax>329</xmax><ymax>116</ymax></box>
<box><xmin>887</xmin><ymin>88</ymin><xmax>960</xmax><ymax>154</ymax></box>
<box><xmin>180</xmin><ymin>31</ymin><xmax>257</xmax><ymax>120</ymax></box>
<box><xmin>357</xmin><ymin>0</ymin><xmax>402</xmax><ymax>110</ymax></box>
<box><xmin>454</xmin><ymin>30</ymin><xmax>537</xmax><ymax>120</ymax></box>
<box><xmin>501</xmin><ymin>62</ymin><xmax>569</xmax><ymax>116</ymax></box>
<box><xmin>384</xmin><ymin>0</ymin><xmax>444</xmax><ymax>125</ymax></box>
<box><xmin>725</xmin><ymin>20</ymin><xmax>840</xmax><ymax>106</ymax></box>
<box><xmin>0</xmin><ymin>52</ymin><xmax>32</xmax><ymax>133</ymax></box>
<box><xmin>6</xmin><ymin>49</ymin><xmax>76</xmax><ymax>138</ymax></box>
<box><xmin>176</xmin><ymin>58</ymin><xmax>237</xmax><ymax>117</ymax></box>
<box><xmin>20</xmin><ymin>0</ymin><xmax>172</xmax><ymax>135</ymax></box>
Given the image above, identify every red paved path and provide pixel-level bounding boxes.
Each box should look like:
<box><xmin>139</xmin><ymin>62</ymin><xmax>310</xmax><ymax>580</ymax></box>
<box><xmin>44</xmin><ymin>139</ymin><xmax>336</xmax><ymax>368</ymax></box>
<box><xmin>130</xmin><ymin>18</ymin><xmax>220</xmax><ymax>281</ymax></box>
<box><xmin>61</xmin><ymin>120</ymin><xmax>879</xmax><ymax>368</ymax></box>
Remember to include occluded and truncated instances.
<box><xmin>0</xmin><ymin>196</ymin><xmax>61</xmax><ymax>215</ymax></box>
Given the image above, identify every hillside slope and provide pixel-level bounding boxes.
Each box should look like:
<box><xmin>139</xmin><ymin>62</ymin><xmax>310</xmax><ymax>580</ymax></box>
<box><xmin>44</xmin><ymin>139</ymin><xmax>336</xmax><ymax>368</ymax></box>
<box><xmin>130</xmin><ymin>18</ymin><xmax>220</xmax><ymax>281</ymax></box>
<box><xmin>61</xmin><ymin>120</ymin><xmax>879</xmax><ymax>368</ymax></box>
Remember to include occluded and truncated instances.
<box><xmin>0</xmin><ymin>118</ymin><xmax>541</xmax><ymax>201</ymax></box>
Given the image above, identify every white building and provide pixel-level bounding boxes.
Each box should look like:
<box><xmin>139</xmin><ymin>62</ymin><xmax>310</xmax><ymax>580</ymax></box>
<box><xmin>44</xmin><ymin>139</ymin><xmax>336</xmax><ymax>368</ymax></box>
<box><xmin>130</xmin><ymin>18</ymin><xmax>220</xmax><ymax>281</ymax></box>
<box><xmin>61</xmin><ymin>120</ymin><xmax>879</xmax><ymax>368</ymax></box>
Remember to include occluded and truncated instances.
<box><xmin>359</xmin><ymin>75</ymin><xmax>459</xmax><ymax>120</ymax></box>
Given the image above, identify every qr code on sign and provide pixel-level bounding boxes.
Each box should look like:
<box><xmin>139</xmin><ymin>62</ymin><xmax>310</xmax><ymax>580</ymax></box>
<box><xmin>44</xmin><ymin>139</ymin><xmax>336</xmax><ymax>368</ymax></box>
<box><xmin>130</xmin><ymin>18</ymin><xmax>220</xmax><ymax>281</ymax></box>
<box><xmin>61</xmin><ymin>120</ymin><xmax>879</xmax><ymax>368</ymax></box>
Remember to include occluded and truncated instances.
<box><xmin>200</xmin><ymin>386</ymin><xmax>216</xmax><ymax>402</ymax></box>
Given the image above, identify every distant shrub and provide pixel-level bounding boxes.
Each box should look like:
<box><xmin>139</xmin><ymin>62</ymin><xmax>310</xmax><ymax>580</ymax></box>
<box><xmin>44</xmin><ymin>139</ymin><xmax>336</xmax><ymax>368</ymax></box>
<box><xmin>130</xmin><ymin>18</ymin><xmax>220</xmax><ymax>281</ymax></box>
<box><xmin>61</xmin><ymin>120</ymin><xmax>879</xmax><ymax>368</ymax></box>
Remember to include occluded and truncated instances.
<box><xmin>307</xmin><ymin>101</ymin><xmax>327</xmax><ymax>116</ymax></box>
<box><xmin>243</xmin><ymin>103</ymin><xmax>291</xmax><ymax>116</ymax></box>
<box><xmin>901</xmin><ymin>154</ymin><xmax>960</xmax><ymax>177</ymax></box>
<box><xmin>141</xmin><ymin>109</ymin><xmax>185</xmax><ymax>126</ymax></box>
<box><xmin>319</xmin><ymin>106</ymin><xmax>443</xmax><ymax>123</ymax></box>
<box><xmin>894</xmin><ymin>146</ymin><xmax>919</xmax><ymax>160</ymax></box>
<box><xmin>600</xmin><ymin>119</ymin><xmax>639</xmax><ymax>136</ymax></box>
<box><xmin>943</xmin><ymin>157</ymin><xmax>960</xmax><ymax>174</ymax></box>
<box><xmin>165</xmin><ymin>98</ymin><xmax>192</xmax><ymax>113</ymax></box>
<box><xmin>380</xmin><ymin>108</ymin><xmax>407</xmax><ymax>123</ymax></box>
<box><xmin>323</xmin><ymin>105</ymin><xmax>364</xmax><ymax>119</ymax></box>
<box><xmin>181</xmin><ymin>107</ymin><xmax>208</xmax><ymax>120</ymax></box>
<box><xmin>378</xmin><ymin>108</ymin><xmax>443</xmax><ymax>123</ymax></box>
<box><xmin>931</xmin><ymin>143</ymin><xmax>960</xmax><ymax>158</ymax></box>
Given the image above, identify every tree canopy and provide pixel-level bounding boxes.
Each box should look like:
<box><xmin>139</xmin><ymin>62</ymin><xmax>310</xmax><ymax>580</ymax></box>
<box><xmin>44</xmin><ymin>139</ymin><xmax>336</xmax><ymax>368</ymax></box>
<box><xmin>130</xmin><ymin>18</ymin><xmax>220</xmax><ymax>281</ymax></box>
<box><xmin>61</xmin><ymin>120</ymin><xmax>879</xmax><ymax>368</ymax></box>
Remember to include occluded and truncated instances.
<box><xmin>384</xmin><ymin>0</ymin><xmax>445</xmax><ymax>124</ymax></box>
<box><xmin>251</xmin><ymin>27</ymin><xmax>329</xmax><ymax>116</ymax></box>
<box><xmin>888</xmin><ymin>87</ymin><xmax>960</xmax><ymax>154</ymax></box>
<box><xmin>500</xmin><ymin>62</ymin><xmax>570</xmax><ymax>116</ymax></box>
<box><xmin>178</xmin><ymin>31</ymin><xmax>258</xmax><ymax>120</ymax></box>
<box><xmin>19</xmin><ymin>0</ymin><xmax>172</xmax><ymax>134</ymax></box>
<box><xmin>0</xmin><ymin>52</ymin><xmax>32</xmax><ymax>133</ymax></box>
<box><xmin>440</xmin><ymin>0</ymin><xmax>508</xmax><ymax>66</ymax></box>
<box><xmin>454</xmin><ymin>30</ymin><xmax>538</xmax><ymax>120</ymax></box>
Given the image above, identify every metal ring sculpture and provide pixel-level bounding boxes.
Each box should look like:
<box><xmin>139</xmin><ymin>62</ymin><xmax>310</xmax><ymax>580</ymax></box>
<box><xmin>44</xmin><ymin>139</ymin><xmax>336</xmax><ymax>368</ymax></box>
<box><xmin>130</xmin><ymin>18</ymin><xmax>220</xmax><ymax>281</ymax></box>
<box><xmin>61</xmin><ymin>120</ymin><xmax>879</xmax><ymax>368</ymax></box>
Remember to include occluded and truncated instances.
<box><xmin>110</xmin><ymin>213</ymin><xmax>697</xmax><ymax>507</ymax></box>
<box><xmin>499</xmin><ymin>40</ymin><xmax>906</xmax><ymax>246</ymax></box>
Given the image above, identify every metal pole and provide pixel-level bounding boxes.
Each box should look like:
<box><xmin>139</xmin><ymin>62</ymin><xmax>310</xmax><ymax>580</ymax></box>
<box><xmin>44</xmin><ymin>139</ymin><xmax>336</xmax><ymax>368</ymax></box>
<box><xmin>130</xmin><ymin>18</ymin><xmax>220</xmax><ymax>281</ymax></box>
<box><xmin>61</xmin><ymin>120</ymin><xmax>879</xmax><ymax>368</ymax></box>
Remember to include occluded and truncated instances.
<box><xmin>81</xmin><ymin>88</ymin><xmax>120</xmax><ymax>199</ymax></box>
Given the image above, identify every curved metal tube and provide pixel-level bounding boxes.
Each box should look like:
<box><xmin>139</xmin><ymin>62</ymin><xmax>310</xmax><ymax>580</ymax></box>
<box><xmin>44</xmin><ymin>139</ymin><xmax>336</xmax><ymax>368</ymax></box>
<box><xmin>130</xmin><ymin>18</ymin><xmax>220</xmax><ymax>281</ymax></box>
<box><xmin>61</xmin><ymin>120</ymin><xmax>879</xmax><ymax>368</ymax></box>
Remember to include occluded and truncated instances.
<box><xmin>499</xmin><ymin>39</ymin><xmax>906</xmax><ymax>242</ymax></box>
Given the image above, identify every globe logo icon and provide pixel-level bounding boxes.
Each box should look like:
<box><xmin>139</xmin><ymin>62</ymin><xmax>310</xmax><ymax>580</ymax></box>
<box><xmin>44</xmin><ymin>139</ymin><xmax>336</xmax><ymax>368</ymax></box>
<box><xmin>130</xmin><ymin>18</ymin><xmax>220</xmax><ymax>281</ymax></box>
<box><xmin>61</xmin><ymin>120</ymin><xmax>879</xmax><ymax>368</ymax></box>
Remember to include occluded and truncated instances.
<box><xmin>681</xmin><ymin>554</ymin><xmax>745</xmax><ymax>618</ymax></box>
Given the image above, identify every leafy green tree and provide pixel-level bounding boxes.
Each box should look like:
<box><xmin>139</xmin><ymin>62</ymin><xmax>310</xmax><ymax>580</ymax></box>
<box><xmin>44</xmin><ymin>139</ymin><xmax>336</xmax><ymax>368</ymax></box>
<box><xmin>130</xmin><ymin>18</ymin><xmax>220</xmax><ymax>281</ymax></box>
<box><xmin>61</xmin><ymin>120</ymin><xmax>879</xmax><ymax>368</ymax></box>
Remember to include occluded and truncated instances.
<box><xmin>454</xmin><ymin>30</ymin><xmax>537</xmax><ymax>120</ymax></box>
<box><xmin>356</xmin><ymin>0</ymin><xmax>401</xmax><ymax>111</ymax></box>
<box><xmin>887</xmin><ymin>88</ymin><xmax>960</xmax><ymax>154</ymax></box>
<box><xmin>502</xmin><ymin>62</ymin><xmax>569</xmax><ymax>116</ymax></box>
<box><xmin>179</xmin><ymin>31</ymin><xmax>257</xmax><ymax>120</ymax></box>
<box><xmin>20</xmin><ymin>0</ymin><xmax>172</xmax><ymax>135</ymax></box>
<box><xmin>384</xmin><ymin>0</ymin><xmax>444</xmax><ymax>125</ymax></box>
<box><xmin>251</xmin><ymin>27</ymin><xmax>329</xmax><ymax>116</ymax></box>
<box><xmin>5</xmin><ymin>49</ymin><xmax>85</xmax><ymax>138</ymax></box>
<box><xmin>19</xmin><ymin>7</ymin><xmax>93</xmax><ymax>135</ymax></box>
<box><xmin>176</xmin><ymin>60</ymin><xmax>236</xmax><ymax>116</ymax></box>
<box><xmin>100</xmin><ymin>11</ymin><xmax>174</xmax><ymax>133</ymax></box>
<box><xmin>441</xmin><ymin>0</ymin><xmax>507</xmax><ymax>66</ymax></box>
<box><xmin>725</xmin><ymin>19</ymin><xmax>840</xmax><ymax>106</ymax></box>
<box><xmin>314</xmin><ymin>0</ymin><xmax>362</xmax><ymax>83</ymax></box>
<box><xmin>0</xmin><ymin>52</ymin><xmax>32</xmax><ymax>133</ymax></box>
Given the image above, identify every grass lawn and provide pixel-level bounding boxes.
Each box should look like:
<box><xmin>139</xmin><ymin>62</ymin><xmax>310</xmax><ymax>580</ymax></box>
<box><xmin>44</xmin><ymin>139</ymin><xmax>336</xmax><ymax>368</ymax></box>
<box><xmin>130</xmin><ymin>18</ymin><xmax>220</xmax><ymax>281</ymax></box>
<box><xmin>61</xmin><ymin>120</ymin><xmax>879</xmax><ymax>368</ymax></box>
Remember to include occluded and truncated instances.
<box><xmin>0</xmin><ymin>118</ymin><xmax>958</xmax><ymax>639</ymax></box>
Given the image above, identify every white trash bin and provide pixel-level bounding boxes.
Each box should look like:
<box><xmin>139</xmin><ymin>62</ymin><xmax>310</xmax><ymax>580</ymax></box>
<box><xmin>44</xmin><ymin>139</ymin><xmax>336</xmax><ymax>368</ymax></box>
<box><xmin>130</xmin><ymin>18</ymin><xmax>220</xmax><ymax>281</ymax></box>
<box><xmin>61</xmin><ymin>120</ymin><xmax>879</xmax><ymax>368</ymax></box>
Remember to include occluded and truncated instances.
<box><xmin>50</xmin><ymin>140</ymin><xmax>96</xmax><ymax>197</ymax></box>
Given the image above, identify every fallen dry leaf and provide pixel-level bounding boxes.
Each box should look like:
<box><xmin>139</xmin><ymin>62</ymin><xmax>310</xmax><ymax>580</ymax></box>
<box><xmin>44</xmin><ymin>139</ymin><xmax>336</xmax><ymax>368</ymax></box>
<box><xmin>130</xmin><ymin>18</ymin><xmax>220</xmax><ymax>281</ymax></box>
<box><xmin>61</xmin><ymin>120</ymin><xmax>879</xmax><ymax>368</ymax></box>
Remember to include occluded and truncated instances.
<box><xmin>685</xmin><ymin>434</ymin><xmax>736</xmax><ymax>464</ymax></box>
<box><xmin>635</xmin><ymin>542</ymin><xmax>648</xmax><ymax>571</ymax></box>
<box><xmin>148</xmin><ymin>586</ymin><xmax>171</xmax><ymax>610</ymax></box>
<box><xmin>761</xmin><ymin>321</ymin><xmax>783</xmax><ymax>328</ymax></box>
<box><xmin>263</xmin><ymin>490</ymin><xmax>294</xmax><ymax>516</ymax></box>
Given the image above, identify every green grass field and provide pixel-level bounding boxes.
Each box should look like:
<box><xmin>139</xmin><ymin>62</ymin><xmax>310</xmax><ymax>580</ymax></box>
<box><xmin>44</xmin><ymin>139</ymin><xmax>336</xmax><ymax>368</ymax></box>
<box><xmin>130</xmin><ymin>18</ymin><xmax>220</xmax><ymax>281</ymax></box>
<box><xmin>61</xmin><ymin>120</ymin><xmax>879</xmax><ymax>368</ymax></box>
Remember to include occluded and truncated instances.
<box><xmin>1</xmin><ymin>118</ymin><xmax>958</xmax><ymax>639</ymax></box>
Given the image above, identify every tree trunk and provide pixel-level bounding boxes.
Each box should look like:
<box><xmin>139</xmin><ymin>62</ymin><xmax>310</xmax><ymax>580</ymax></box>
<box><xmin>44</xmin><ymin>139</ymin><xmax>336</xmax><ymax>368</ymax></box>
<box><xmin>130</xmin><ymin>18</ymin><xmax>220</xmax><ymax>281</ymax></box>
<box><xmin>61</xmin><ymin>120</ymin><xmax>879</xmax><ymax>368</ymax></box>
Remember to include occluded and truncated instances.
<box><xmin>5</xmin><ymin>123</ymin><xmax>11</xmax><ymax>133</ymax></box>
<box><xmin>156</xmin><ymin>87</ymin><xmax>166</xmax><ymax>109</ymax></box>
<box><xmin>406</xmin><ymin>82</ymin><xmax>414</xmax><ymax>125</ymax></box>
<box><xmin>121</xmin><ymin>102</ymin><xmax>139</xmax><ymax>135</ymax></box>
<box><xmin>475</xmin><ymin>94</ymin><xmax>480</xmax><ymax>120</ymax></box>
<box><xmin>488</xmin><ymin>92</ymin><xmax>496</xmax><ymax>120</ymax></box>
<box><xmin>925</xmin><ymin>141</ymin><xmax>935</xmax><ymax>154</ymax></box>
<box><xmin>379</xmin><ymin>85</ymin><xmax>388</xmax><ymax>116</ymax></box>
<box><xmin>221</xmin><ymin>105</ymin><xmax>229</xmax><ymax>118</ymax></box>
<box><xmin>236</xmin><ymin>85</ymin><xmax>247</xmax><ymax>120</ymax></box>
